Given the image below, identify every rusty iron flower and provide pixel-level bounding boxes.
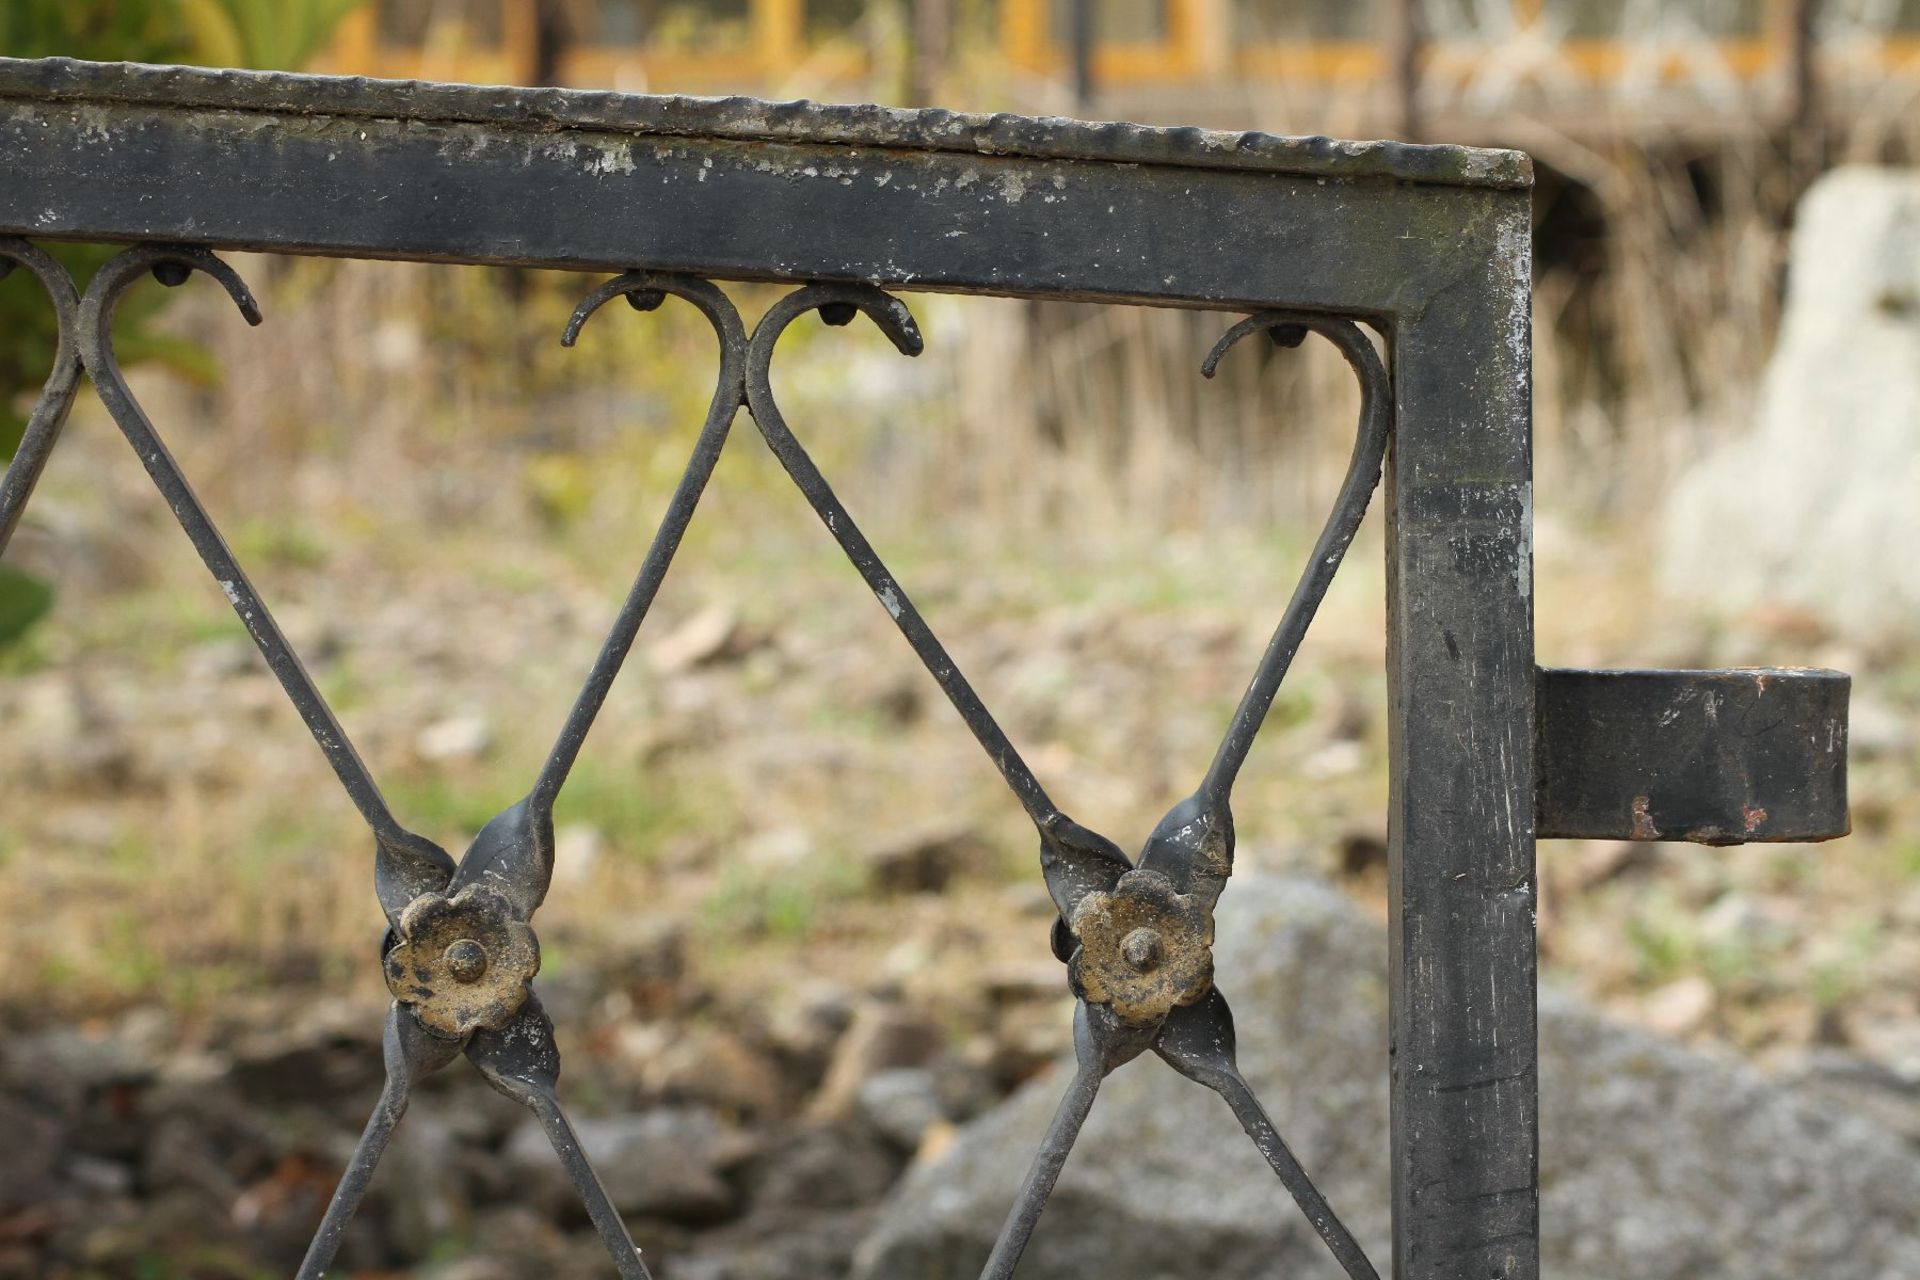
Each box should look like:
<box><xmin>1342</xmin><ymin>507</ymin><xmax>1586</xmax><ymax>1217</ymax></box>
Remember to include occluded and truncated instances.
<box><xmin>1068</xmin><ymin>868</ymin><xmax>1214</xmax><ymax>1027</ymax></box>
<box><xmin>383</xmin><ymin>884</ymin><xmax>540</xmax><ymax>1038</ymax></box>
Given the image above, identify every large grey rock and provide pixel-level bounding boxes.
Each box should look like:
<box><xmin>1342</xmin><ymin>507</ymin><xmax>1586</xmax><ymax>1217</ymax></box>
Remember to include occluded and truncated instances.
<box><xmin>854</xmin><ymin>876</ymin><xmax>1920</xmax><ymax>1280</ymax></box>
<box><xmin>504</xmin><ymin>1106</ymin><xmax>757</xmax><ymax>1224</ymax></box>
<box><xmin>1661</xmin><ymin>166</ymin><xmax>1920</xmax><ymax>638</ymax></box>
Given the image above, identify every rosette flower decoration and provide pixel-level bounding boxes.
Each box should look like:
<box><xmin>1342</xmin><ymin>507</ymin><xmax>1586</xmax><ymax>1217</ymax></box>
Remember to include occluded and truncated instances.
<box><xmin>1067</xmin><ymin>868</ymin><xmax>1214</xmax><ymax>1027</ymax></box>
<box><xmin>74</xmin><ymin>247</ymin><xmax>754</xmax><ymax>1280</ymax></box>
<box><xmin>384</xmin><ymin>884</ymin><xmax>540</xmax><ymax>1039</ymax></box>
<box><xmin>741</xmin><ymin>287</ymin><xmax>1393</xmax><ymax>1280</ymax></box>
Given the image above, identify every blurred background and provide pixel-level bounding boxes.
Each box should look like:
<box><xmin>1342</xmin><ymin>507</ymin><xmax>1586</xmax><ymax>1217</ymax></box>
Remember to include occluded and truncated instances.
<box><xmin>2</xmin><ymin>2</ymin><xmax>1918</xmax><ymax>1277</ymax></box>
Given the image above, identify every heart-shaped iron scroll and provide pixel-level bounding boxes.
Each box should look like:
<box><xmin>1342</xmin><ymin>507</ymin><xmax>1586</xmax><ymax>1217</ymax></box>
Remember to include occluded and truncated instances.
<box><xmin>71</xmin><ymin>246</ymin><xmax>754</xmax><ymax>1279</ymax></box>
<box><xmin>0</xmin><ymin>237</ymin><xmax>84</xmax><ymax>560</ymax></box>
<box><xmin>21</xmin><ymin>243</ymin><xmax>1387</xmax><ymax>1276</ymax></box>
<box><xmin>744</xmin><ymin>288</ymin><xmax>1390</xmax><ymax>1279</ymax></box>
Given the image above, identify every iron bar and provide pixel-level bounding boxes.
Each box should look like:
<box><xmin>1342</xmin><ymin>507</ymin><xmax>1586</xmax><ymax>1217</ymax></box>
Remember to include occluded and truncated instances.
<box><xmin>66</xmin><ymin>245</ymin><xmax>780</xmax><ymax>1278</ymax></box>
<box><xmin>77</xmin><ymin>243</ymin><xmax>455</xmax><ymax>925</ymax></box>
<box><xmin>744</xmin><ymin>293</ymin><xmax>1392</xmax><ymax>1278</ymax></box>
<box><xmin>530</xmin><ymin>272</ymin><xmax>748</xmax><ymax>817</ymax></box>
<box><xmin>742</xmin><ymin>282</ymin><xmax>1062</xmax><ymax>830</ymax></box>
<box><xmin>0</xmin><ymin>58</ymin><xmax>1526</xmax><ymax>319</ymax></box>
<box><xmin>0</xmin><ymin>237</ymin><xmax>82</xmax><ymax>558</ymax></box>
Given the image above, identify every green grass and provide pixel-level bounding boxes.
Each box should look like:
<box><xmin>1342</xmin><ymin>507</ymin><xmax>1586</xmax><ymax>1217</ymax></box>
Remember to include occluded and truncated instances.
<box><xmin>97</xmin><ymin>906</ymin><xmax>168</xmax><ymax>997</ymax></box>
<box><xmin>1623</xmin><ymin>891</ymin><xmax>1698</xmax><ymax>986</ymax></box>
<box><xmin>376</xmin><ymin>751</ymin><xmax>726</xmax><ymax>861</ymax></box>
<box><xmin>0</xmin><ymin>626</ymin><xmax>51</xmax><ymax>675</ymax></box>
<box><xmin>231</xmin><ymin>515</ymin><xmax>330</xmax><ymax>571</ymax></box>
<box><xmin>1810</xmin><ymin>918</ymin><xmax>1886</xmax><ymax>1011</ymax></box>
<box><xmin>386</xmin><ymin>768</ymin><xmax>530</xmax><ymax>842</ymax></box>
<box><xmin>700</xmin><ymin>851</ymin><xmax>870</xmax><ymax>941</ymax></box>
<box><xmin>558</xmin><ymin>756</ymin><xmax>722</xmax><ymax>855</ymax></box>
<box><xmin>235</xmin><ymin>808</ymin><xmax>355</xmax><ymax>876</ymax></box>
<box><xmin>72</xmin><ymin>583</ymin><xmax>242</xmax><ymax>671</ymax></box>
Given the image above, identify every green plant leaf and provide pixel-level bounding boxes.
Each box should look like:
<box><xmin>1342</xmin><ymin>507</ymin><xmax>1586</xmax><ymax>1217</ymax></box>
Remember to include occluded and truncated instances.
<box><xmin>201</xmin><ymin>0</ymin><xmax>368</xmax><ymax>70</ymax></box>
<box><xmin>0</xmin><ymin>565</ymin><xmax>54</xmax><ymax>648</ymax></box>
<box><xmin>0</xmin><ymin>408</ymin><xmax>26</xmax><ymax>461</ymax></box>
<box><xmin>0</xmin><ymin>0</ymin><xmax>368</xmax><ymax>652</ymax></box>
<box><xmin>112</xmin><ymin>330</ymin><xmax>229</xmax><ymax>388</ymax></box>
<box><xmin>176</xmin><ymin>0</ymin><xmax>246</xmax><ymax>67</ymax></box>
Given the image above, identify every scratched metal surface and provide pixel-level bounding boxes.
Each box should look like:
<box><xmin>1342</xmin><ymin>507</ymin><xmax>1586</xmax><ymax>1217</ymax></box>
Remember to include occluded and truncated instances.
<box><xmin>0</xmin><ymin>56</ymin><xmax>1532</xmax><ymax>190</ymax></box>
<box><xmin>1535</xmin><ymin>667</ymin><xmax>1850</xmax><ymax>844</ymax></box>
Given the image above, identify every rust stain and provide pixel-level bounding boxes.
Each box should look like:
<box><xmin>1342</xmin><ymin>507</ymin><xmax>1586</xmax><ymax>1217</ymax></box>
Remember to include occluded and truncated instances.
<box><xmin>1629</xmin><ymin>795</ymin><xmax>1661</xmax><ymax>842</ymax></box>
<box><xmin>1742</xmin><ymin>804</ymin><xmax>1769</xmax><ymax>833</ymax></box>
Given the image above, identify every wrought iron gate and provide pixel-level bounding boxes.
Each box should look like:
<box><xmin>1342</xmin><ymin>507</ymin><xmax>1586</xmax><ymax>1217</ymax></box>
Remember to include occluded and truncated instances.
<box><xmin>0</xmin><ymin>56</ymin><xmax>1850</xmax><ymax>1280</ymax></box>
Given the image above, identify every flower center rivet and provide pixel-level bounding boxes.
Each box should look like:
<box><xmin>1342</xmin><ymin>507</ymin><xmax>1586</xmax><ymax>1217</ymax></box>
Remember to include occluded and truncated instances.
<box><xmin>445</xmin><ymin>938</ymin><xmax>489</xmax><ymax>983</ymax></box>
<box><xmin>1121</xmin><ymin>927</ymin><xmax>1163</xmax><ymax>973</ymax></box>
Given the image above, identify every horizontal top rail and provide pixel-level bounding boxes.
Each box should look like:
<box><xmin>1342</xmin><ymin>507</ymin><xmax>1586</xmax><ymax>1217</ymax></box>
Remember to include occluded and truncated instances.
<box><xmin>0</xmin><ymin>59</ymin><xmax>1531</xmax><ymax>314</ymax></box>
<box><xmin>0</xmin><ymin>57</ymin><xmax>1531</xmax><ymax>192</ymax></box>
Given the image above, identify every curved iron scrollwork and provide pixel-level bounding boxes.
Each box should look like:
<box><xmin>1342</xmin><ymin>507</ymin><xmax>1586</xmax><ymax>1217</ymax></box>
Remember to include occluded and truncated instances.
<box><xmin>0</xmin><ymin>237</ymin><xmax>84</xmax><ymax>557</ymax></box>
<box><xmin>70</xmin><ymin>245</ymin><xmax>762</xmax><ymax>1280</ymax></box>
<box><xmin>745</xmin><ymin>286</ymin><xmax>1391</xmax><ymax>1280</ymax></box>
<box><xmin>5</xmin><ymin>236</ymin><xmax>1389</xmax><ymax>1276</ymax></box>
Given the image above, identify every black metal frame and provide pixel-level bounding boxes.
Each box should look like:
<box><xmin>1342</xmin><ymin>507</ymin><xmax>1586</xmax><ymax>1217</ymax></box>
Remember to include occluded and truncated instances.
<box><xmin>0</xmin><ymin>56</ymin><xmax>1850</xmax><ymax>1280</ymax></box>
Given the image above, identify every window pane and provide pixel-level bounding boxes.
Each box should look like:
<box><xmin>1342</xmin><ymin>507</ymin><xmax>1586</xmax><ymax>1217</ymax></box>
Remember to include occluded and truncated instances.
<box><xmin>1821</xmin><ymin>0</ymin><xmax>1920</xmax><ymax>35</ymax></box>
<box><xmin>597</xmin><ymin>0</ymin><xmax>646</xmax><ymax>42</ymax></box>
<box><xmin>378</xmin><ymin>0</ymin><xmax>505</xmax><ymax>46</ymax></box>
<box><xmin>595</xmin><ymin>0</ymin><xmax>752</xmax><ymax>49</ymax></box>
<box><xmin>1543</xmin><ymin>0</ymin><xmax>1766</xmax><ymax>39</ymax></box>
<box><xmin>1420</xmin><ymin>0</ymin><xmax>1515</xmax><ymax>40</ymax></box>
<box><xmin>808</xmin><ymin>0</ymin><xmax>868</xmax><ymax>40</ymax></box>
<box><xmin>1051</xmin><ymin>0</ymin><xmax>1167</xmax><ymax>45</ymax></box>
<box><xmin>1236</xmin><ymin>0</ymin><xmax>1375</xmax><ymax>41</ymax></box>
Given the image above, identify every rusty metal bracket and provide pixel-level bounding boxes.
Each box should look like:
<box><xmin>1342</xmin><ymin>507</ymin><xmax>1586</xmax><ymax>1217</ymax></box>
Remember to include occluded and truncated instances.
<box><xmin>1535</xmin><ymin>667</ymin><xmax>1850</xmax><ymax>844</ymax></box>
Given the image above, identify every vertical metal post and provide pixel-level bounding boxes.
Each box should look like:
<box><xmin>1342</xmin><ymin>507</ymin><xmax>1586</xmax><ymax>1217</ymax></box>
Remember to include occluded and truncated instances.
<box><xmin>1186</xmin><ymin>0</ymin><xmax>1232</xmax><ymax>78</ymax></box>
<box><xmin>1784</xmin><ymin>0</ymin><xmax>1826</xmax><ymax>184</ymax></box>
<box><xmin>1070</xmin><ymin>0</ymin><xmax>1095</xmax><ymax>111</ymax></box>
<box><xmin>756</xmin><ymin>0</ymin><xmax>805</xmax><ymax>78</ymax></box>
<box><xmin>1786</xmin><ymin>0</ymin><xmax>1822</xmax><ymax>132</ymax></box>
<box><xmin>906</xmin><ymin>0</ymin><xmax>951</xmax><ymax>106</ymax></box>
<box><xmin>1385</xmin><ymin>196</ymin><xmax>1537</xmax><ymax>1280</ymax></box>
<box><xmin>529</xmin><ymin>0</ymin><xmax>572</xmax><ymax>87</ymax></box>
<box><xmin>1385</xmin><ymin>0</ymin><xmax>1425</xmax><ymax>141</ymax></box>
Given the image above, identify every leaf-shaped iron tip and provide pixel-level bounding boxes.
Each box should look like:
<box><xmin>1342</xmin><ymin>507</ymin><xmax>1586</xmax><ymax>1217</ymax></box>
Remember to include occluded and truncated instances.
<box><xmin>296</xmin><ymin>1006</ymin><xmax>463</xmax><ymax>1280</ymax></box>
<box><xmin>448</xmin><ymin>794</ymin><xmax>553</xmax><ymax>921</ymax></box>
<box><xmin>1136</xmin><ymin>791</ymin><xmax>1234</xmax><ymax>911</ymax></box>
<box><xmin>374</xmin><ymin>827</ymin><xmax>458</xmax><ymax>927</ymax></box>
<box><xmin>1037</xmin><ymin>815</ymin><xmax>1133</xmax><ymax>924</ymax></box>
<box><xmin>470</xmin><ymin>997</ymin><xmax>655</xmax><ymax>1280</ymax></box>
